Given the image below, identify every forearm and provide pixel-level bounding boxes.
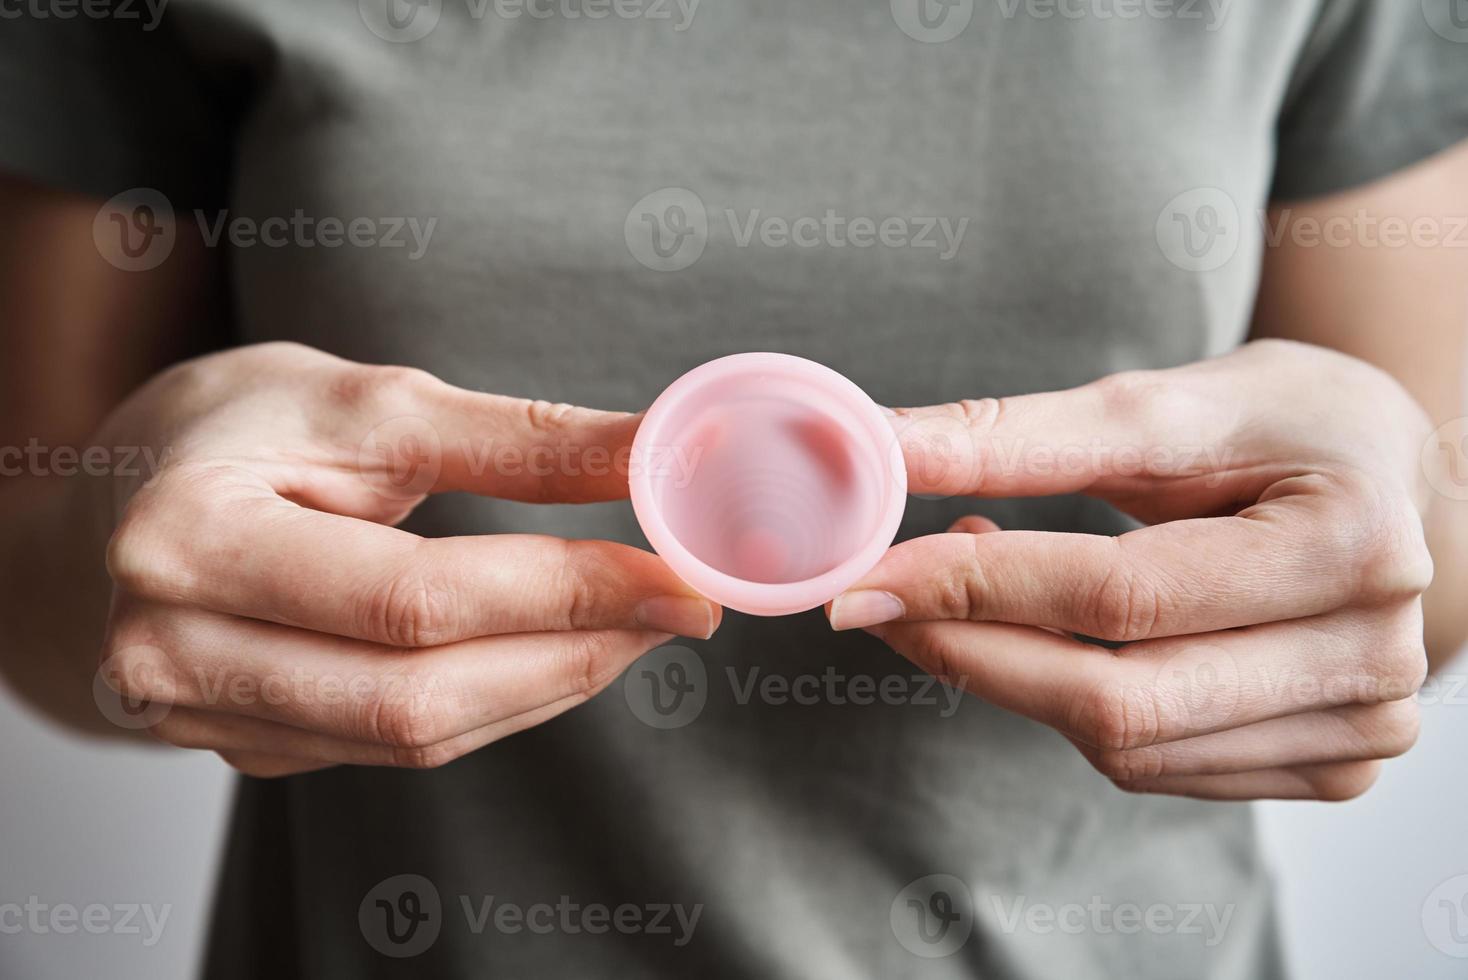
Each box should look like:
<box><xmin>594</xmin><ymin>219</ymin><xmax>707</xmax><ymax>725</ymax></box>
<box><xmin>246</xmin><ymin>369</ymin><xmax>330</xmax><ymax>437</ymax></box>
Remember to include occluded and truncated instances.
<box><xmin>1422</xmin><ymin>501</ymin><xmax>1468</xmax><ymax>672</ymax></box>
<box><xmin>1249</xmin><ymin>142</ymin><xmax>1468</xmax><ymax>675</ymax></box>
<box><xmin>0</xmin><ymin>473</ymin><xmax>126</xmax><ymax>737</ymax></box>
<box><xmin>0</xmin><ymin>175</ymin><xmax>220</xmax><ymax>734</ymax></box>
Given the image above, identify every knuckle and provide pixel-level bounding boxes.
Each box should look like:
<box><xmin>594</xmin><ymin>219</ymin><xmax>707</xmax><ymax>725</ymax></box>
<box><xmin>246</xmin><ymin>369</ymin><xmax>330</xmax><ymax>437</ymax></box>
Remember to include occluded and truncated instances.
<box><xmin>105</xmin><ymin>503</ymin><xmax>174</xmax><ymax>598</ymax></box>
<box><xmin>1084</xmin><ymin>563</ymin><xmax>1165</xmax><ymax>643</ymax></box>
<box><xmin>1071</xmin><ymin>677</ymin><xmax>1160</xmax><ymax>752</ymax></box>
<box><xmin>391</xmin><ymin>740</ymin><xmax>460</xmax><ymax>771</ymax></box>
<box><xmin>106</xmin><ymin>467</ymin><xmax>226</xmax><ymax>599</ymax></box>
<box><xmin>367</xmin><ymin>566</ymin><xmax>460</xmax><ymax>648</ymax></box>
<box><xmin>522</xmin><ymin>398</ymin><xmax>582</xmax><ymax>437</ymax></box>
<box><xmin>952</xmin><ymin>398</ymin><xmax>1004</xmax><ymax>437</ymax></box>
<box><xmin>932</xmin><ymin>536</ymin><xmax>990</xmax><ymax>621</ymax></box>
<box><xmin>555</xmin><ymin>540</ymin><xmax>617</xmax><ymax>631</ymax></box>
<box><xmin>365</xmin><ymin>670</ymin><xmax>445</xmax><ymax>748</ymax></box>
<box><xmin>1309</xmin><ymin>761</ymin><xmax>1381</xmax><ymax>802</ymax></box>
<box><xmin>329</xmin><ymin>363</ymin><xmax>439</xmax><ymax>412</ymax></box>
<box><xmin>1344</xmin><ymin>484</ymin><xmax>1434</xmax><ymax>604</ymax></box>
<box><xmin>251</xmin><ymin>339</ymin><xmax>319</xmax><ymax>362</ymax></box>
<box><xmin>1093</xmin><ymin>747</ymin><xmax>1165</xmax><ymax>783</ymax></box>
<box><xmin>147</xmin><ymin>714</ymin><xmax>199</xmax><ymax>750</ymax></box>
<box><xmin>1367</xmin><ymin>608</ymin><xmax>1428</xmax><ymax>702</ymax></box>
<box><xmin>901</xmin><ymin>625</ymin><xmax>965</xmax><ymax>686</ymax></box>
<box><xmin>1377</xmin><ymin>641</ymin><xmax>1429</xmax><ymax>703</ymax></box>
<box><xmin>558</xmin><ymin>631</ymin><xmax>620</xmax><ymax>700</ymax></box>
<box><xmin>98</xmin><ymin>635</ymin><xmax>177</xmax><ymax>704</ymax></box>
<box><xmin>1370</xmin><ymin>700</ymin><xmax>1423</xmax><ymax>758</ymax></box>
<box><xmin>1094</xmin><ymin>370</ymin><xmax>1168</xmax><ymax>422</ymax></box>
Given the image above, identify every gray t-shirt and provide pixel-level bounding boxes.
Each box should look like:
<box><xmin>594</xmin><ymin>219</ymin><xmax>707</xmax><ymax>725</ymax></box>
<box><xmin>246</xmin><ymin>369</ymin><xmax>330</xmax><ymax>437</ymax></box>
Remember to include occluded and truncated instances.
<box><xmin>5</xmin><ymin>1</ymin><xmax>1466</xmax><ymax>977</ymax></box>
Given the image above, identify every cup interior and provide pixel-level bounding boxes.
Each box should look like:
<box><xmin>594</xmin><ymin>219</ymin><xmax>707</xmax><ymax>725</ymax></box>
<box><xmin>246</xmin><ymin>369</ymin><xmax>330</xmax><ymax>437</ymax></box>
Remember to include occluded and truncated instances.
<box><xmin>642</xmin><ymin>368</ymin><xmax>895</xmax><ymax>586</ymax></box>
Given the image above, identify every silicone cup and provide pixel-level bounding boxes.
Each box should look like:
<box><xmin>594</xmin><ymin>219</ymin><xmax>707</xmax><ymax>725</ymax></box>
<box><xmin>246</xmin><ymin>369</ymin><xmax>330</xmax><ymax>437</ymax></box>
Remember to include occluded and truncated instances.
<box><xmin>630</xmin><ymin>353</ymin><xmax>908</xmax><ymax>617</ymax></box>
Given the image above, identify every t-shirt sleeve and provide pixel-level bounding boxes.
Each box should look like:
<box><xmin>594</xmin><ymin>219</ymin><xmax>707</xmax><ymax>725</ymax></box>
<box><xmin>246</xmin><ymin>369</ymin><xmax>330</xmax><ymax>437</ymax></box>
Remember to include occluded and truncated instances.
<box><xmin>0</xmin><ymin>7</ymin><xmax>231</xmax><ymax>209</ymax></box>
<box><xmin>1271</xmin><ymin>0</ymin><xmax>1468</xmax><ymax>202</ymax></box>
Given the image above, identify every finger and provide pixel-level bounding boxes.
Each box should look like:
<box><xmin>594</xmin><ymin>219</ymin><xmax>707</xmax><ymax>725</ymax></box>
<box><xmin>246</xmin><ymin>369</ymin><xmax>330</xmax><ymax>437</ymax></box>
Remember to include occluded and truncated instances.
<box><xmin>830</xmin><ymin>479</ymin><xmax>1431</xmax><ymax>640</ymax></box>
<box><xmin>110</xmin><ymin>478</ymin><xmax>720</xmax><ymax>643</ymax></box>
<box><xmin>107</xmin><ymin>602</ymin><xmax>674</xmax><ymax>744</ymax></box>
<box><xmin>154</xmin><ymin>690</ymin><xmax>595</xmax><ymax>770</ymax></box>
<box><xmin>1070</xmin><ymin>698</ymin><xmax>1421</xmax><ymax>780</ymax></box>
<box><xmin>946</xmin><ymin>515</ymin><xmax>1001</xmax><ymax>535</ymax></box>
<box><xmin>314</xmin><ymin>362</ymin><xmax>646</xmax><ymax>504</ymax></box>
<box><xmin>215</xmin><ymin>751</ymin><xmax>336</xmax><ymax>779</ymax></box>
<box><xmin>866</xmin><ymin>605</ymin><xmax>1425</xmax><ymax>751</ymax></box>
<box><xmin>889</xmin><ymin>372</ymin><xmax>1247</xmax><ymax>501</ymax></box>
<box><xmin>1110</xmin><ymin>760</ymin><xmax>1384</xmax><ymax>801</ymax></box>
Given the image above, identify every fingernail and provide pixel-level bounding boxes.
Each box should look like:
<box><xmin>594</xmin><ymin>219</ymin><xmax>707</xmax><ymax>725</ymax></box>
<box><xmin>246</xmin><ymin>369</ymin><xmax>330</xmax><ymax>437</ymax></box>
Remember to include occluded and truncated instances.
<box><xmin>829</xmin><ymin>590</ymin><xmax>905</xmax><ymax>631</ymax></box>
<box><xmin>636</xmin><ymin>596</ymin><xmax>717</xmax><ymax>640</ymax></box>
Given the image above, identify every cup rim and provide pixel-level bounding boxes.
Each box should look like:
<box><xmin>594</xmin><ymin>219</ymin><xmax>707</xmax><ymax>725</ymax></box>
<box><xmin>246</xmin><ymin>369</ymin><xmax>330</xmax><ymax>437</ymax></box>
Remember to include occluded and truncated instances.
<box><xmin>629</xmin><ymin>352</ymin><xmax>908</xmax><ymax>616</ymax></box>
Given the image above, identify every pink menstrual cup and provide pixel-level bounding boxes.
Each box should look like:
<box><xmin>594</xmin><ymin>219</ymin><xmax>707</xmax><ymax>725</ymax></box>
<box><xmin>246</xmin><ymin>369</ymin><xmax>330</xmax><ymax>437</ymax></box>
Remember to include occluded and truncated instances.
<box><xmin>630</xmin><ymin>353</ymin><xmax>908</xmax><ymax>617</ymax></box>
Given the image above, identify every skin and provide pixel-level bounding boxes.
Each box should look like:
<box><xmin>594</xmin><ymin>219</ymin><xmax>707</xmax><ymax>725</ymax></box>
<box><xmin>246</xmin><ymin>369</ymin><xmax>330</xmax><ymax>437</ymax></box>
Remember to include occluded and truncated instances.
<box><xmin>829</xmin><ymin>141</ymin><xmax>1468</xmax><ymax>802</ymax></box>
<box><xmin>0</xmin><ymin>174</ymin><xmax>721</xmax><ymax>777</ymax></box>
<box><xmin>2</xmin><ymin>142</ymin><xmax>1465</xmax><ymax>796</ymax></box>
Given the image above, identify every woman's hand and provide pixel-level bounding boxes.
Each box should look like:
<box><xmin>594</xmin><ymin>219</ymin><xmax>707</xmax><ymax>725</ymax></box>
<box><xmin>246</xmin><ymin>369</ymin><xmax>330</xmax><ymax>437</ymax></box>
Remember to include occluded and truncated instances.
<box><xmin>830</xmin><ymin>340</ymin><xmax>1433</xmax><ymax>801</ymax></box>
<box><xmin>94</xmin><ymin>342</ymin><xmax>719</xmax><ymax>776</ymax></box>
